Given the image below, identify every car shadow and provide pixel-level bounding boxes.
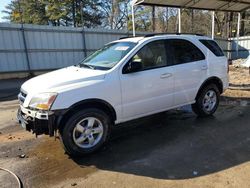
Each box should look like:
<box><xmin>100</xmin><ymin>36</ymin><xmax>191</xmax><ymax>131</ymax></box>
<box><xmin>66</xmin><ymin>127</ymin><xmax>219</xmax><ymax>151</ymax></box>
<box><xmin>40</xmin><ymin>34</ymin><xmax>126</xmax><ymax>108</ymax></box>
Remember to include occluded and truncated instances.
<box><xmin>71</xmin><ymin>102</ymin><xmax>250</xmax><ymax>180</ymax></box>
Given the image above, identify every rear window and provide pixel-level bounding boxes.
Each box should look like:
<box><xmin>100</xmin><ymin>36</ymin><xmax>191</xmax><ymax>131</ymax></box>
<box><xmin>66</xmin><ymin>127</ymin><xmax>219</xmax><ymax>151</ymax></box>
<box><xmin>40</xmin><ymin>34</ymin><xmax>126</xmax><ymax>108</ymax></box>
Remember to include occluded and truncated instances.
<box><xmin>200</xmin><ymin>40</ymin><xmax>224</xmax><ymax>57</ymax></box>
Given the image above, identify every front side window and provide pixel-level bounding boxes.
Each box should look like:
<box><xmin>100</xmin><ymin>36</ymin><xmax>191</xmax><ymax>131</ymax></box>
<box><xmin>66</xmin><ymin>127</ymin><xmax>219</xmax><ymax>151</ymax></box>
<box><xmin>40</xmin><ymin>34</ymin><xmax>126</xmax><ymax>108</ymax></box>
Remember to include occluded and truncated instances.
<box><xmin>130</xmin><ymin>40</ymin><xmax>167</xmax><ymax>71</ymax></box>
<box><xmin>168</xmin><ymin>39</ymin><xmax>205</xmax><ymax>65</ymax></box>
<box><xmin>80</xmin><ymin>42</ymin><xmax>137</xmax><ymax>70</ymax></box>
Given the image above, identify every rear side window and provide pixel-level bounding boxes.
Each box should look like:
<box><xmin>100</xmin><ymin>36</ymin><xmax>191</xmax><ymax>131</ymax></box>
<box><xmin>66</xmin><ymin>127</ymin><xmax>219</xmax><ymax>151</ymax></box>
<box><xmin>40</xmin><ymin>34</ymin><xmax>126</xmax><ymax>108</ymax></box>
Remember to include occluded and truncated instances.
<box><xmin>168</xmin><ymin>39</ymin><xmax>205</xmax><ymax>65</ymax></box>
<box><xmin>200</xmin><ymin>40</ymin><xmax>224</xmax><ymax>57</ymax></box>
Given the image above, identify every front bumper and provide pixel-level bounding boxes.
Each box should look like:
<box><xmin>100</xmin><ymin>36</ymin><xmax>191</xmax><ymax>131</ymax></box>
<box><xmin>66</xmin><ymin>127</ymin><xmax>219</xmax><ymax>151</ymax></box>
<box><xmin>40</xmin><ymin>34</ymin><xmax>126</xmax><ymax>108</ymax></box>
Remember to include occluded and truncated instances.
<box><xmin>17</xmin><ymin>105</ymin><xmax>56</xmax><ymax>136</ymax></box>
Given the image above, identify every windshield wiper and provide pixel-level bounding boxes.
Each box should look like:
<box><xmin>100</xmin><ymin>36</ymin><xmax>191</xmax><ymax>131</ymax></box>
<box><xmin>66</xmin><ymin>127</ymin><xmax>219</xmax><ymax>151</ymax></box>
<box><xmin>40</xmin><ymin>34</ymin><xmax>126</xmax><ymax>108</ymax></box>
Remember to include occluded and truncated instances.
<box><xmin>79</xmin><ymin>64</ymin><xmax>95</xmax><ymax>70</ymax></box>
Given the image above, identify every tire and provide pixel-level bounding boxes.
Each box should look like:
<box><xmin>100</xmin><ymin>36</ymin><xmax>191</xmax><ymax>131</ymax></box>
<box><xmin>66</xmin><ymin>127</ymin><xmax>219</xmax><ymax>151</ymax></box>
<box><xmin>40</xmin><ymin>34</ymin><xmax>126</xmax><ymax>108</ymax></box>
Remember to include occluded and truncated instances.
<box><xmin>60</xmin><ymin>108</ymin><xmax>111</xmax><ymax>156</ymax></box>
<box><xmin>192</xmin><ymin>84</ymin><xmax>220</xmax><ymax>117</ymax></box>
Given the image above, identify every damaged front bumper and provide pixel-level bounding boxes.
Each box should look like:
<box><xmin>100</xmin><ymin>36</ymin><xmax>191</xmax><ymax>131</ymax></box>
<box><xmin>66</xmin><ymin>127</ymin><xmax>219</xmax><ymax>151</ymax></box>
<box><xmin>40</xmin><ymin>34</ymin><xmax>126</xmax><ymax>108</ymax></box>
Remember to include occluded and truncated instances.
<box><xmin>17</xmin><ymin>105</ymin><xmax>57</xmax><ymax>137</ymax></box>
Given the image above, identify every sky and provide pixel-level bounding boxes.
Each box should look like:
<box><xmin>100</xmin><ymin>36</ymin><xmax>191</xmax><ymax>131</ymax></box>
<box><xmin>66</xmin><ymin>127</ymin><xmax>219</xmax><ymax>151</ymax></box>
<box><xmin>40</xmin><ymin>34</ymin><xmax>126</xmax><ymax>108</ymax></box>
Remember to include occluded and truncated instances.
<box><xmin>0</xmin><ymin>0</ymin><xmax>11</xmax><ymax>22</ymax></box>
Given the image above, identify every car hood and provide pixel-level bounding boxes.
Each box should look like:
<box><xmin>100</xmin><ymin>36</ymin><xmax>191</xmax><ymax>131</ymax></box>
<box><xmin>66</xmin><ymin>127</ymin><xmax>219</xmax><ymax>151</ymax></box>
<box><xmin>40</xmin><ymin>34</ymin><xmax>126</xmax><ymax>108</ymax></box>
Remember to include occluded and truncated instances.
<box><xmin>21</xmin><ymin>66</ymin><xmax>106</xmax><ymax>95</ymax></box>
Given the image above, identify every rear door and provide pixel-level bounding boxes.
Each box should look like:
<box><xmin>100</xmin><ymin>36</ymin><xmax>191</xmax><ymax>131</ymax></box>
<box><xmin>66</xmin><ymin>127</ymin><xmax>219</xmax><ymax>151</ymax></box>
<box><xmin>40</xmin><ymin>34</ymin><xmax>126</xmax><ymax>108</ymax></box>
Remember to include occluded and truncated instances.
<box><xmin>167</xmin><ymin>39</ymin><xmax>207</xmax><ymax>106</ymax></box>
<box><xmin>199</xmin><ymin>39</ymin><xmax>228</xmax><ymax>81</ymax></box>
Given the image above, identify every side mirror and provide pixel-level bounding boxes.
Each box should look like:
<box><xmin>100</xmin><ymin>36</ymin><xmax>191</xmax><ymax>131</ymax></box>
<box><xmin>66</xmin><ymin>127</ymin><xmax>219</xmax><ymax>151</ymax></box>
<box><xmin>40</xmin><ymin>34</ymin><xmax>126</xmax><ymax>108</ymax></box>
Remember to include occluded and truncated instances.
<box><xmin>123</xmin><ymin>60</ymin><xmax>142</xmax><ymax>74</ymax></box>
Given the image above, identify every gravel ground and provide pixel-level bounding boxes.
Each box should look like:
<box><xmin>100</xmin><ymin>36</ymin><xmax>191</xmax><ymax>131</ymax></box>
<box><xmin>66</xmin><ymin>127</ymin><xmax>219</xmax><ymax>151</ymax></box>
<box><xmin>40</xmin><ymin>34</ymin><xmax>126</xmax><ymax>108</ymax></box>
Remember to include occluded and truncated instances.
<box><xmin>0</xmin><ymin>63</ymin><xmax>249</xmax><ymax>188</ymax></box>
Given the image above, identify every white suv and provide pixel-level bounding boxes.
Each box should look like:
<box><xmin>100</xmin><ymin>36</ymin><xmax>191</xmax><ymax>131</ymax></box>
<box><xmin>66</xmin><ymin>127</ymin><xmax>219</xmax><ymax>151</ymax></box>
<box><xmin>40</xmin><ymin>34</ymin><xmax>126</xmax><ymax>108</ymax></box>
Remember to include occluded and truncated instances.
<box><xmin>17</xmin><ymin>34</ymin><xmax>228</xmax><ymax>156</ymax></box>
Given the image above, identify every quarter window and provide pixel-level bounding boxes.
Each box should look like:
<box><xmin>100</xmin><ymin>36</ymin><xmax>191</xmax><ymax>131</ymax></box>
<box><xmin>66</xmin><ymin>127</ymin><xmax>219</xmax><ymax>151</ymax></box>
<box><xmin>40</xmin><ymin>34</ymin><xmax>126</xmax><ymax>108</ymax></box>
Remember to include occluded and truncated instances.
<box><xmin>168</xmin><ymin>39</ymin><xmax>205</xmax><ymax>65</ymax></box>
<box><xmin>200</xmin><ymin>39</ymin><xmax>224</xmax><ymax>57</ymax></box>
<box><xmin>131</xmin><ymin>40</ymin><xmax>167</xmax><ymax>70</ymax></box>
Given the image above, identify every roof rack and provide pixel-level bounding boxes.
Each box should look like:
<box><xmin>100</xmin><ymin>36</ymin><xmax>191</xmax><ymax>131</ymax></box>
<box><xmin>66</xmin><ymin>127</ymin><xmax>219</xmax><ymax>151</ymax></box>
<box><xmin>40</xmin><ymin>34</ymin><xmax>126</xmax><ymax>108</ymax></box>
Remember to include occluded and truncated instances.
<box><xmin>119</xmin><ymin>33</ymin><xmax>204</xmax><ymax>40</ymax></box>
<box><xmin>119</xmin><ymin>35</ymin><xmax>142</xmax><ymax>40</ymax></box>
<box><xmin>144</xmin><ymin>33</ymin><xmax>204</xmax><ymax>38</ymax></box>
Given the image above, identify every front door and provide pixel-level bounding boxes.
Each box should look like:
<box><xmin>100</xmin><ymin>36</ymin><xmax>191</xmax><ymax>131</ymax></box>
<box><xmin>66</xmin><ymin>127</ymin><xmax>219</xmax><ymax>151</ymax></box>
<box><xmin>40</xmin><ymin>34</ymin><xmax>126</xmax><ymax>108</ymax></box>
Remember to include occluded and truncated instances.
<box><xmin>120</xmin><ymin>40</ymin><xmax>174</xmax><ymax>120</ymax></box>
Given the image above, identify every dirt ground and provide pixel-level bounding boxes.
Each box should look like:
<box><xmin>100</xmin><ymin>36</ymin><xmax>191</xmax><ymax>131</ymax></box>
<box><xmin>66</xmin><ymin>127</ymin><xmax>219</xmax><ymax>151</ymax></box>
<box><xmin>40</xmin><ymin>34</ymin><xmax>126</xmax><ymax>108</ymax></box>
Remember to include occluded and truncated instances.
<box><xmin>0</xmin><ymin>64</ymin><xmax>250</xmax><ymax>188</ymax></box>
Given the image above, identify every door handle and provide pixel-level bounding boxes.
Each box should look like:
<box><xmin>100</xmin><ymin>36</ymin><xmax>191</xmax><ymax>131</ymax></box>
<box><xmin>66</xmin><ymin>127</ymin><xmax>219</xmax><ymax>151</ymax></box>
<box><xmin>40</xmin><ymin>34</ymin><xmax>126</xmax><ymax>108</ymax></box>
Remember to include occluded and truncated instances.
<box><xmin>160</xmin><ymin>73</ymin><xmax>172</xmax><ymax>79</ymax></box>
<box><xmin>201</xmin><ymin>65</ymin><xmax>208</xmax><ymax>70</ymax></box>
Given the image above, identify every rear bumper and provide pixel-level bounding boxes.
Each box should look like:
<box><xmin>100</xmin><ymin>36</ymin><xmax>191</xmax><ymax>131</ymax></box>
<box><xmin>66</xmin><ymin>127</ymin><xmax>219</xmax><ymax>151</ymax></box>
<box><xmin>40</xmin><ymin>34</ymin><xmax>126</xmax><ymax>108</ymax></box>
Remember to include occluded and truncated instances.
<box><xmin>17</xmin><ymin>105</ymin><xmax>56</xmax><ymax>136</ymax></box>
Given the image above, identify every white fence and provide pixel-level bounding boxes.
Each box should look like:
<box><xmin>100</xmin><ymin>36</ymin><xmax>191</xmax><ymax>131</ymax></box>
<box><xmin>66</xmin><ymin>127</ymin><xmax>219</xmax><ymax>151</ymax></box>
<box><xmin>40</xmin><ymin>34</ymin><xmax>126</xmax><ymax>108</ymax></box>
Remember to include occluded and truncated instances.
<box><xmin>0</xmin><ymin>23</ymin><xmax>249</xmax><ymax>74</ymax></box>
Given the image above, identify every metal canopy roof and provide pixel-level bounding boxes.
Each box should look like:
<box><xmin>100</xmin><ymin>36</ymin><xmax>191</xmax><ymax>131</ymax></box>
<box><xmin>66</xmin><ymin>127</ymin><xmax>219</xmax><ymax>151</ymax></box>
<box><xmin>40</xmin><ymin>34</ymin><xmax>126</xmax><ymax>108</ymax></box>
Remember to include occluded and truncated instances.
<box><xmin>133</xmin><ymin>0</ymin><xmax>250</xmax><ymax>12</ymax></box>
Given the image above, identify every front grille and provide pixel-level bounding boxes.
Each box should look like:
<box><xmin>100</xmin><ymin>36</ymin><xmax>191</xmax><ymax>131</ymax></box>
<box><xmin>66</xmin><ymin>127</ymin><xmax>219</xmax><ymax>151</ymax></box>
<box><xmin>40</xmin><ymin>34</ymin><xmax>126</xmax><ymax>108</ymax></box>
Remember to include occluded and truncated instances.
<box><xmin>20</xmin><ymin>90</ymin><xmax>27</xmax><ymax>98</ymax></box>
<box><xmin>18</xmin><ymin>90</ymin><xmax>27</xmax><ymax>104</ymax></box>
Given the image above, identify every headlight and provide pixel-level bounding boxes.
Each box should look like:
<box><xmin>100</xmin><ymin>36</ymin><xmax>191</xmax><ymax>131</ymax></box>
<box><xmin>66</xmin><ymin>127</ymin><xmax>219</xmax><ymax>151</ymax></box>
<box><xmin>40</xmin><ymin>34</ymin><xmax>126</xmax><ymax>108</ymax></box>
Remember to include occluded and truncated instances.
<box><xmin>29</xmin><ymin>93</ymin><xmax>57</xmax><ymax>110</ymax></box>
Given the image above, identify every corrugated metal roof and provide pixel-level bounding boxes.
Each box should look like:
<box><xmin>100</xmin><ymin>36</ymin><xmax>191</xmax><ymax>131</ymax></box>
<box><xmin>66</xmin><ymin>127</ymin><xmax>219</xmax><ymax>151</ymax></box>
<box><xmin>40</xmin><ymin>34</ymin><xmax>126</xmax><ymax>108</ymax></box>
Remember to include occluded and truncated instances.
<box><xmin>133</xmin><ymin>0</ymin><xmax>250</xmax><ymax>12</ymax></box>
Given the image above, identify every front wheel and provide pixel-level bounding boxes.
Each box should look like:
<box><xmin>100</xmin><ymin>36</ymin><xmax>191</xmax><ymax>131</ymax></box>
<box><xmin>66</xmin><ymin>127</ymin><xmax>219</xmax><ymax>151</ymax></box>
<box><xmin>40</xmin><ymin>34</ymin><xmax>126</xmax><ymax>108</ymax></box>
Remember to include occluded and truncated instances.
<box><xmin>60</xmin><ymin>108</ymin><xmax>111</xmax><ymax>156</ymax></box>
<box><xmin>192</xmin><ymin>84</ymin><xmax>220</xmax><ymax>117</ymax></box>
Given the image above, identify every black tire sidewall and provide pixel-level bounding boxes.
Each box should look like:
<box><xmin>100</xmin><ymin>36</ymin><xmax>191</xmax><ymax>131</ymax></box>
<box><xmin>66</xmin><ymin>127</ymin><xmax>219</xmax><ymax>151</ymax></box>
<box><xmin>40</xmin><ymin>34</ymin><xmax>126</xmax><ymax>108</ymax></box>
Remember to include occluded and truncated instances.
<box><xmin>194</xmin><ymin>84</ymin><xmax>220</xmax><ymax>116</ymax></box>
<box><xmin>61</xmin><ymin>108</ymin><xmax>111</xmax><ymax>156</ymax></box>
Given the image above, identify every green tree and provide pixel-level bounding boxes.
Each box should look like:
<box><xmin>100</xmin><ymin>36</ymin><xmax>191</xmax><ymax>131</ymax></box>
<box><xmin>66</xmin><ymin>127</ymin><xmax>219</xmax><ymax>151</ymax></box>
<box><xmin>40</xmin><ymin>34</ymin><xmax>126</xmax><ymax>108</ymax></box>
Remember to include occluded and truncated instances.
<box><xmin>45</xmin><ymin>0</ymin><xmax>70</xmax><ymax>26</ymax></box>
<box><xmin>100</xmin><ymin>0</ymin><xmax>128</xmax><ymax>29</ymax></box>
<box><xmin>3</xmin><ymin>0</ymin><xmax>47</xmax><ymax>25</ymax></box>
<box><xmin>127</xmin><ymin>5</ymin><xmax>152</xmax><ymax>32</ymax></box>
<box><xmin>3</xmin><ymin>0</ymin><xmax>104</xmax><ymax>27</ymax></box>
<box><xmin>71</xmin><ymin>0</ymin><xmax>104</xmax><ymax>28</ymax></box>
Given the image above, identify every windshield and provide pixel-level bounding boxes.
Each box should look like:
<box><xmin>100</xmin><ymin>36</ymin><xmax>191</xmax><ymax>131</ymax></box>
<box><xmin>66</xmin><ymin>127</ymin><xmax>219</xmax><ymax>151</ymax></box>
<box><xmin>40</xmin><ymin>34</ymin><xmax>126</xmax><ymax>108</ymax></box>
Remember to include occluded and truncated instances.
<box><xmin>79</xmin><ymin>42</ymin><xmax>137</xmax><ymax>70</ymax></box>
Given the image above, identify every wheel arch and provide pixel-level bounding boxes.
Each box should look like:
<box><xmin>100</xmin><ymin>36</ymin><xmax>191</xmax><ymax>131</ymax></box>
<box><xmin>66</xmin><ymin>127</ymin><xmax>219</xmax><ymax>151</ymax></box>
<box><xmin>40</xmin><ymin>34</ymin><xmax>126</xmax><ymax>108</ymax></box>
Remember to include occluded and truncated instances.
<box><xmin>196</xmin><ymin>77</ymin><xmax>223</xmax><ymax>99</ymax></box>
<box><xmin>56</xmin><ymin>98</ymin><xmax>117</xmax><ymax>132</ymax></box>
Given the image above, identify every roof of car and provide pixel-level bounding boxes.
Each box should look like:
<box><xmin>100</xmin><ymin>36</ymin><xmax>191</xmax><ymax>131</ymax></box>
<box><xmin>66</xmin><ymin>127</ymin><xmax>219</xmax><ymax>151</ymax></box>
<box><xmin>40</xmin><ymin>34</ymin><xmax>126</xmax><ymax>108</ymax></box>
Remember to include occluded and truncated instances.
<box><xmin>116</xmin><ymin>34</ymin><xmax>212</xmax><ymax>44</ymax></box>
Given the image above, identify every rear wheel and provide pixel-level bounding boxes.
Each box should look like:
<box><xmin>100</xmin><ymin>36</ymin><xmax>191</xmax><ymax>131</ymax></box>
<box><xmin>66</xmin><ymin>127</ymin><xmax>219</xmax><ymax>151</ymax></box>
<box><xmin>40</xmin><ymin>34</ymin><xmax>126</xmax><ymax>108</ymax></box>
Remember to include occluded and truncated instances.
<box><xmin>60</xmin><ymin>108</ymin><xmax>111</xmax><ymax>156</ymax></box>
<box><xmin>192</xmin><ymin>84</ymin><xmax>220</xmax><ymax>117</ymax></box>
